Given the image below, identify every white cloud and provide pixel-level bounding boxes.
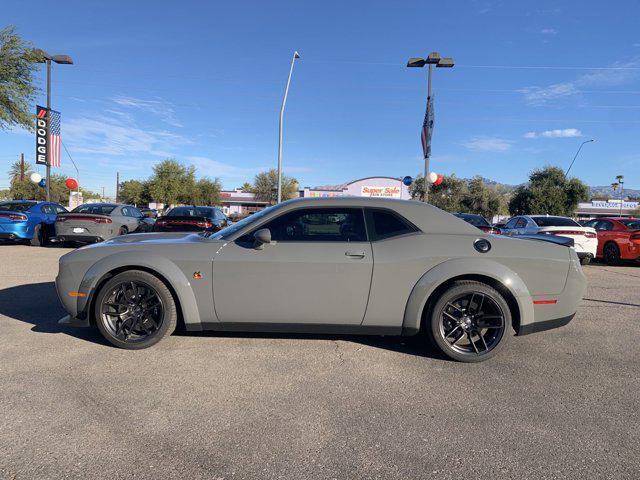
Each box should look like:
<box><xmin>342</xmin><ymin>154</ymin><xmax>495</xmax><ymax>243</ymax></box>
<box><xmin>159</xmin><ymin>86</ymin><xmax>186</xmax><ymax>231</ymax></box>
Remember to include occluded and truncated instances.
<box><xmin>64</xmin><ymin>115</ymin><xmax>191</xmax><ymax>157</ymax></box>
<box><xmin>112</xmin><ymin>95</ymin><xmax>182</xmax><ymax>127</ymax></box>
<box><xmin>519</xmin><ymin>58</ymin><xmax>640</xmax><ymax>104</ymax></box>
<box><xmin>524</xmin><ymin>128</ymin><xmax>583</xmax><ymax>139</ymax></box>
<box><xmin>463</xmin><ymin>136</ymin><xmax>512</xmax><ymax>152</ymax></box>
<box><xmin>185</xmin><ymin>156</ymin><xmax>266</xmax><ymax>179</ymax></box>
<box><xmin>540</xmin><ymin>28</ymin><xmax>557</xmax><ymax>35</ymax></box>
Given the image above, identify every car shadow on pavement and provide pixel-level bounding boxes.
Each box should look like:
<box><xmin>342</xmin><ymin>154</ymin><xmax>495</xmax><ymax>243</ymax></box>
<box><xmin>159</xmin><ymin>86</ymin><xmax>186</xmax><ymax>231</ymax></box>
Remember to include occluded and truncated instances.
<box><xmin>176</xmin><ymin>330</ymin><xmax>449</xmax><ymax>360</ymax></box>
<box><xmin>0</xmin><ymin>281</ymin><xmax>108</xmax><ymax>345</ymax></box>
<box><xmin>0</xmin><ymin>281</ymin><xmax>448</xmax><ymax>359</ymax></box>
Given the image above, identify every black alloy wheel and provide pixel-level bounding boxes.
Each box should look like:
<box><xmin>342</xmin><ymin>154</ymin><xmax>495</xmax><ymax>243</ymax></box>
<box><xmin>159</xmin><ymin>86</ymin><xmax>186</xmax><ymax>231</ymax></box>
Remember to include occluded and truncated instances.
<box><xmin>603</xmin><ymin>243</ymin><xmax>621</xmax><ymax>266</ymax></box>
<box><xmin>426</xmin><ymin>280</ymin><xmax>511</xmax><ymax>362</ymax></box>
<box><xmin>94</xmin><ymin>270</ymin><xmax>177</xmax><ymax>349</ymax></box>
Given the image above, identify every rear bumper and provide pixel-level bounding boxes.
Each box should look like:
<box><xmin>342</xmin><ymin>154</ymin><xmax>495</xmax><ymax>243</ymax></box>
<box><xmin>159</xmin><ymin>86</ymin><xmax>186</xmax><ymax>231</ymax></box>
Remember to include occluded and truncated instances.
<box><xmin>518</xmin><ymin>313</ymin><xmax>575</xmax><ymax>335</ymax></box>
<box><xmin>0</xmin><ymin>232</ymin><xmax>23</xmax><ymax>240</ymax></box>
<box><xmin>52</xmin><ymin>235</ymin><xmax>104</xmax><ymax>244</ymax></box>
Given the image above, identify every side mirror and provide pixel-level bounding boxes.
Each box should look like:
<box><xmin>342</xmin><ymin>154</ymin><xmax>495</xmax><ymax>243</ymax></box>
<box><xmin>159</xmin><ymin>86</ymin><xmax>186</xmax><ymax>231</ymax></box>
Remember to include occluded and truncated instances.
<box><xmin>253</xmin><ymin>228</ymin><xmax>272</xmax><ymax>249</ymax></box>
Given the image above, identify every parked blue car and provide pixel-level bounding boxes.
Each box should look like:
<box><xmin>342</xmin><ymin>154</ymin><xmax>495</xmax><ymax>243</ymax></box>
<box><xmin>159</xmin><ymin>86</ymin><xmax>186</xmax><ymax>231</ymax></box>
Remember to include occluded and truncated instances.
<box><xmin>0</xmin><ymin>200</ymin><xmax>68</xmax><ymax>246</ymax></box>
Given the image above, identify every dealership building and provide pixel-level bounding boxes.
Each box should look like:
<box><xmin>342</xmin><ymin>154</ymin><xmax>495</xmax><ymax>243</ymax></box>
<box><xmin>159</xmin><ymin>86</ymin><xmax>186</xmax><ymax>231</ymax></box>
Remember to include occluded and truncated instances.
<box><xmin>574</xmin><ymin>200</ymin><xmax>639</xmax><ymax>220</ymax></box>
<box><xmin>219</xmin><ymin>176</ymin><xmax>411</xmax><ymax>216</ymax></box>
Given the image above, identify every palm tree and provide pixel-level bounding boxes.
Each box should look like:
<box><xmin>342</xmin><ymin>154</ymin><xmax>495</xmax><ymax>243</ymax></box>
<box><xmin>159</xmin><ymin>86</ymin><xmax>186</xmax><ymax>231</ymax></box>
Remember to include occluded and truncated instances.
<box><xmin>9</xmin><ymin>159</ymin><xmax>33</xmax><ymax>181</ymax></box>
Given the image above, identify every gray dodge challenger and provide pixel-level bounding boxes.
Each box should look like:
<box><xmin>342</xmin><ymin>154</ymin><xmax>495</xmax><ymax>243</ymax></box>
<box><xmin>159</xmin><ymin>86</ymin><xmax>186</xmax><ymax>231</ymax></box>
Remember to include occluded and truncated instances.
<box><xmin>56</xmin><ymin>197</ymin><xmax>586</xmax><ymax>362</ymax></box>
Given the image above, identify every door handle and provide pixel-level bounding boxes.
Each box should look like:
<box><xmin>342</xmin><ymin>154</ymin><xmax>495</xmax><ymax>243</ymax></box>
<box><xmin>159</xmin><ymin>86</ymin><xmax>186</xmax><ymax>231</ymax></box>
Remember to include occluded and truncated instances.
<box><xmin>345</xmin><ymin>251</ymin><xmax>366</xmax><ymax>258</ymax></box>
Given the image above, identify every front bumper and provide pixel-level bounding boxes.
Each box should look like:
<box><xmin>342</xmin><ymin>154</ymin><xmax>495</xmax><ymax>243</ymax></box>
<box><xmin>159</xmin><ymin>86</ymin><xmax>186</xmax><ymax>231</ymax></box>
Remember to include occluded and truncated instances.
<box><xmin>58</xmin><ymin>314</ymin><xmax>90</xmax><ymax>328</ymax></box>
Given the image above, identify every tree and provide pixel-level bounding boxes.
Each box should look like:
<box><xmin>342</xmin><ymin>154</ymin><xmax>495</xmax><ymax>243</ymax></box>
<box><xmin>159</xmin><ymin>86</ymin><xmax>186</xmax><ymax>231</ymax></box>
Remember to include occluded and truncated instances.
<box><xmin>509</xmin><ymin>166</ymin><xmax>589</xmax><ymax>216</ymax></box>
<box><xmin>9</xmin><ymin>158</ymin><xmax>33</xmax><ymax>181</ymax></box>
<box><xmin>409</xmin><ymin>174</ymin><xmax>468</xmax><ymax>212</ymax></box>
<box><xmin>119</xmin><ymin>180</ymin><xmax>150</xmax><ymax>206</ymax></box>
<box><xmin>252</xmin><ymin>169</ymin><xmax>298</xmax><ymax>204</ymax></box>
<box><xmin>147</xmin><ymin>159</ymin><xmax>196</xmax><ymax>206</ymax></box>
<box><xmin>460</xmin><ymin>176</ymin><xmax>504</xmax><ymax>219</ymax></box>
<box><xmin>240</xmin><ymin>182</ymin><xmax>252</xmax><ymax>192</ymax></box>
<box><xmin>0</xmin><ymin>26</ymin><xmax>40</xmax><ymax>131</ymax></box>
<box><xmin>190</xmin><ymin>177</ymin><xmax>222</xmax><ymax>206</ymax></box>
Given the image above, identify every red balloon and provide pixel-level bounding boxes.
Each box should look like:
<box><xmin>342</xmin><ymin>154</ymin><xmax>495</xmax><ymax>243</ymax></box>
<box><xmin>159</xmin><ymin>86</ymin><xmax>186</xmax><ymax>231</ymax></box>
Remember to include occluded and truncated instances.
<box><xmin>65</xmin><ymin>178</ymin><xmax>78</xmax><ymax>190</ymax></box>
<box><xmin>434</xmin><ymin>174</ymin><xmax>444</xmax><ymax>186</ymax></box>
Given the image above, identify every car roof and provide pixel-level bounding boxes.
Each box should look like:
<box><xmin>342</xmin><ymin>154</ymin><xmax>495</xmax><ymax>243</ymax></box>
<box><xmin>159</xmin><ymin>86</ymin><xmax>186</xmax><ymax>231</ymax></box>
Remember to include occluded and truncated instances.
<box><xmin>256</xmin><ymin>197</ymin><xmax>479</xmax><ymax>235</ymax></box>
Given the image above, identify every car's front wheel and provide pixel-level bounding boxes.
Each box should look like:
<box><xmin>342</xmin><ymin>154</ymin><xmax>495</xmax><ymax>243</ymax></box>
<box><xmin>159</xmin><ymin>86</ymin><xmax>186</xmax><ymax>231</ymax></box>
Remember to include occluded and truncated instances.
<box><xmin>426</xmin><ymin>280</ymin><xmax>511</xmax><ymax>362</ymax></box>
<box><xmin>94</xmin><ymin>270</ymin><xmax>177</xmax><ymax>349</ymax></box>
<box><xmin>603</xmin><ymin>242</ymin><xmax>621</xmax><ymax>266</ymax></box>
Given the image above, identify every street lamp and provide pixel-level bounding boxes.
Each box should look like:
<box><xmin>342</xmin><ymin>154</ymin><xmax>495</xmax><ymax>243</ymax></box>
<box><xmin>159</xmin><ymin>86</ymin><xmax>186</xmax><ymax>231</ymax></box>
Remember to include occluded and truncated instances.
<box><xmin>616</xmin><ymin>175</ymin><xmax>625</xmax><ymax>217</ymax></box>
<box><xmin>277</xmin><ymin>51</ymin><xmax>301</xmax><ymax>204</ymax></box>
<box><xmin>407</xmin><ymin>51</ymin><xmax>454</xmax><ymax>202</ymax></box>
<box><xmin>34</xmin><ymin>49</ymin><xmax>74</xmax><ymax>201</ymax></box>
<box><xmin>565</xmin><ymin>139</ymin><xmax>594</xmax><ymax>177</ymax></box>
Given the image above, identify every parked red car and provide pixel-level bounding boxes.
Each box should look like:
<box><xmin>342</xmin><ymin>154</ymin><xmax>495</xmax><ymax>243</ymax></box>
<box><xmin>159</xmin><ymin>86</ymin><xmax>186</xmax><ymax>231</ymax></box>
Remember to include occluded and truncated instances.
<box><xmin>582</xmin><ymin>217</ymin><xmax>640</xmax><ymax>265</ymax></box>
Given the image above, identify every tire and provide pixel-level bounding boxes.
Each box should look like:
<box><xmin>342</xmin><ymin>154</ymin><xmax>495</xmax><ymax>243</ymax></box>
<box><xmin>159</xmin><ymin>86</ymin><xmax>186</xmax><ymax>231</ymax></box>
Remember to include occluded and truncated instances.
<box><xmin>30</xmin><ymin>224</ymin><xmax>47</xmax><ymax>247</ymax></box>
<box><xmin>118</xmin><ymin>226</ymin><xmax>128</xmax><ymax>236</ymax></box>
<box><xmin>580</xmin><ymin>256</ymin><xmax>591</xmax><ymax>266</ymax></box>
<box><xmin>603</xmin><ymin>243</ymin><xmax>621</xmax><ymax>266</ymax></box>
<box><xmin>425</xmin><ymin>280</ymin><xmax>511</xmax><ymax>363</ymax></box>
<box><xmin>93</xmin><ymin>270</ymin><xmax>177</xmax><ymax>349</ymax></box>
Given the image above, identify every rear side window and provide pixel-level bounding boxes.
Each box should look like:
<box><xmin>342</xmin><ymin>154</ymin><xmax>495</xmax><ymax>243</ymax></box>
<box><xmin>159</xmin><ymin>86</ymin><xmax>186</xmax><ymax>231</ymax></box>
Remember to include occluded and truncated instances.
<box><xmin>515</xmin><ymin>218</ymin><xmax>527</xmax><ymax>228</ymax></box>
<box><xmin>532</xmin><ymin>216</ymin><xmax>580</xmax><ymax>227</ymax></box>
<box><xmin>457</xmin><ymin>214</ymin><xmax>490</xmax><ymax>228</ymax></box>
<box><xmin>366</xmin><ymin>209</ymin><xmax>418</xmax><ymax>241</ymax></box>
<box><xmin>54</xmin><ymin>205</ymin><xmax>67</xmax><ymax>214</ymax></box>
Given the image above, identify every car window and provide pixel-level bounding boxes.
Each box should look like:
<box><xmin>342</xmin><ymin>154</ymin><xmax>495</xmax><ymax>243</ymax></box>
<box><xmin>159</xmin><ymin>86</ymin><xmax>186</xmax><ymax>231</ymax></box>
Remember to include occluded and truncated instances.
<box><xmin>130</xmin><ymin>207</ymin><xmax>144</xmax><ymax>218</ymax></box>
<box><xmin>41</xmin><ymin>205</ymin><xmax>53</xmax><ymax>214</ymax></box>
<box><xmin>515</xmin><ymin>218</ymin><xmax>527</xmax><ymax>228</ymax></box>
<box><xmin>167</xmin><ymin>206</ymin><xmax>213</xmax><ymax>217</ymax></box>
<box><xmin>583</xmin><ymin>219</ymin><xmax>598</xmax><ymax>228</ymax></box>
<box><xmin>73</xmin><ymin>204</ymin><xmax>116</xmax><ymax>215</ymax></box>
<box><xmin>618</xmin><ymin>219</ymin><xmax>640</xmax><ymax>229</ymax></box>
<box><xmin>504</xmin><ymin>217</ymin><xmax>519</xmax><ymax>229</ymax></box>
<box><xmin>54</xmin><ymin>205</ymin><xmax>67</xmax><ymax>214</ymax></box>
<box><xmin>366</xmin><ymin>209</ymin><xmax>418</xmax><ymax>241</ymax></box>
<box><xmin>531</xmin><ymin>216</ymin><xmax>580</xmax><ymax>227</ymax></box>
<box><xmin>121</xmin><ymin>207</ymin><xmax>131</xmax><ymax>216</ymax></box>
<box><xmin>259</xmin><ymin>208</ymin><xmax>367</xmax><ymax>242</ymax></box>
<box><xmin>457</xmin><ymin>214</ymin><xmax>490</xmax><ymax>228</ymax></box>
<box><xmin>0</xmin><ymin>202</ymin><xmax>37</xmax><ymax>212</ymax></box>
<box><xmin>596</xmin><ymin>220</ymin><xmax>613</xmax><ymax>231</ymax></box>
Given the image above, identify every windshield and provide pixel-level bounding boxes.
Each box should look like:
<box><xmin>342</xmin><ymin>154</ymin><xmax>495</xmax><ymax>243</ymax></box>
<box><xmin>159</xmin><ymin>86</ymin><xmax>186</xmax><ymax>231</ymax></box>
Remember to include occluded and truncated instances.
<box><xmin>531</xmin><ymin>216</ymin><xmax>580</xmax><ymax>227</ymax></box>
<box><xmin>619</xmin><ymin>219</ymin><xmax>640</xmax><ymax>229</ymax></box>
<box><xmin>456</xmin><ymin>214</ymin><xmax>490</xmax><ymax>227</ymax></box>
<box><xmin>0</xmin><ymin>201</ymin><xmax>36</xmax><ymax>212</ymax></box>
<box><xmin>167</xmin><ymin>206</ymin><xmax>214</xmax><ymax>217</ymax></box>
<box><xmin>205</xmin><ymin>204</ymin><xmax>279</xmax><ymax>239</ymax></box>
<box><xmin>72</xmin><ymin>204</ymin><xmax>117</xmax><ymax>215</ymax></box>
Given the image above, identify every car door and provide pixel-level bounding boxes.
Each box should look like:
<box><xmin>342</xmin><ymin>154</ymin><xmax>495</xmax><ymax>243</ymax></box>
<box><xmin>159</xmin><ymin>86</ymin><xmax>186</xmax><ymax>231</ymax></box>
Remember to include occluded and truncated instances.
<box><xmin>594</xmin><ymin>220</ymin><xmax>613</xmax><ymax>256</ymax></box>
<box><xmin>212</xmin><ymin>207</ymin><xmax>373</xmax><ymax>325</ymax></box>
<box><xmin>130</xmin><ymin>207</ymin><xmax>152</xmax><ymax>231</ymax></box>
<box><xmin>502</xmin><ymin>217</ymin><xmax>520</xmax><ymax>236</ymax></box>
<box><xmin>119</xmin><ymin>207</ymin><xmax>139</xmax><ymax>232</ymax></box>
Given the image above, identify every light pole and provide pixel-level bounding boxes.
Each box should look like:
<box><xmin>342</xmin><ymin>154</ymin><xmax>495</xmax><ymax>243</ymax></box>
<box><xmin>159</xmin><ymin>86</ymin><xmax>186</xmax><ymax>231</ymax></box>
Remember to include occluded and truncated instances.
<box><xmin>407</xmin><ymin>52</ymin><xmax>454</xmax><ymax>202</ymax></box>
<box><xmin>616</xmin><ymin>175</ymin><xmax>625</xmax><ymax>217</ymax></box>
<box><xmin>35</xmin><ymin>50</ymin><xmax>73</xmax><ymax>201</ymax></box>
<box><xmin>277</xmin><ymin>51</ymin><xmax>300</xmax><ymax>204</ymax></box>
<box><xmin>565</xmin><ymin>139</ymin><xmax>594</xmax><ymax>177</ymax></box>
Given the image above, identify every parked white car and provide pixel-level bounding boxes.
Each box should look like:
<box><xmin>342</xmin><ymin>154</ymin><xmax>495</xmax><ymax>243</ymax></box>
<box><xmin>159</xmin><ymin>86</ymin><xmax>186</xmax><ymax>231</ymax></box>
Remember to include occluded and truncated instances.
<box><xmin>500</xmin><ymin>215</ymin><xmax>597</xmax><ymax>265</ymax></box>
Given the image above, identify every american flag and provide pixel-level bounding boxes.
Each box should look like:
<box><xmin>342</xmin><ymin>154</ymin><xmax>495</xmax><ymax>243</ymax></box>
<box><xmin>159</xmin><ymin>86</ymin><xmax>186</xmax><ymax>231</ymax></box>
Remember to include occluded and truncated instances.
<box><xmin>48</xmin><ymin>109</ymin><xmax>61</xmax><ymax>167</ymax></box>
<box><xmin>421</xmin><ymin>96</ymin><xmax>434</xmax><ymax>158</ymax></box>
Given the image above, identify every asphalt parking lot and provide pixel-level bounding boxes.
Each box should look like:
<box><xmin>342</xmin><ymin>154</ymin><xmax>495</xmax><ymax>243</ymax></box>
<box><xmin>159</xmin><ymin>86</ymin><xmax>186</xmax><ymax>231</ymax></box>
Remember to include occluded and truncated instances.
<box><xmin>0</xmin><ymin>245</ymin><xmax>638</xmax><ymax>480</ymax></box>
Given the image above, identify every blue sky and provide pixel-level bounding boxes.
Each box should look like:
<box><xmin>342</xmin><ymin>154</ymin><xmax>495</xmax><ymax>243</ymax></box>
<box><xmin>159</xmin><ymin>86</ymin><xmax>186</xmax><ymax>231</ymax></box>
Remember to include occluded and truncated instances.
<box><xmin>2</xmin><ymin>0</ymin><xmax>639</xmax><ymax>195</ymax></box>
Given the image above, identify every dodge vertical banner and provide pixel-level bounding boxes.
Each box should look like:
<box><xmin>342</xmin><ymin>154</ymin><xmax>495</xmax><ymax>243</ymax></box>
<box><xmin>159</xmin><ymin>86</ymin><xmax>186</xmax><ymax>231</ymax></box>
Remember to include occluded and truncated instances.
<box><xmin>35</xmin><ymin>105</ymin><xmax>48</xmax><ymax>165</ymax></box>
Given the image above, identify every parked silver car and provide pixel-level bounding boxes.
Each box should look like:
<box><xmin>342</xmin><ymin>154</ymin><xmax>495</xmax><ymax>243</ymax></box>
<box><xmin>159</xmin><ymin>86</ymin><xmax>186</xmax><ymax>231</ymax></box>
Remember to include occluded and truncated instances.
<box><xmin>53</xmin><ymin>203</ymin><xmax>154</xmax><ymax>244</ymax></box>
<box><xmin>56</xmin><ymin>197</ymin><xmax>586</xmax><ymax>362</ymax></box>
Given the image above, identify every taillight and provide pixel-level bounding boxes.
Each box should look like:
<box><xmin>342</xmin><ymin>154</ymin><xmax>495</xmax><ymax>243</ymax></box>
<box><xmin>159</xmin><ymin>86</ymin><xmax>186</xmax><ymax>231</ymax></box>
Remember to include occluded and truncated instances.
<box><xmin>0</xmin><ymin>212</ymin><xmax>27</xmax><ymax>221</ymax></box>
<box><xmin>56</xmin><ymin>215</ymin><xmax>111</xmax><ymax>223</ymax></box>
<box><xmin>155</xmin><ymin>220</ymin><xmax>166</xmax><ymax>226</ymax></box>
<box><xmin>543</xmin><ymin>230</ymin><xmax>585</xmax><ymax>236</ymax></box>
<box><xmin>94</xmin><ymin>218</ymin><xmax>112</xmax><ymax>224</ymax></box>
<box><xmin>584</xmin><ymin>232</ymin><xmax>596</xmax><ymax>238</ymax></box>
<box><xmin>631</xmin><ymin>233</ymin><xmax>640</xmax><ymax>241</ymax></box>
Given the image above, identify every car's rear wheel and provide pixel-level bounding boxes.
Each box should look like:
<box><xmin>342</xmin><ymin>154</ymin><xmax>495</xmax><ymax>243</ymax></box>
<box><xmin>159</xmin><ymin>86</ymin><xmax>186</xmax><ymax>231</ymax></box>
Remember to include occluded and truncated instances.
<box><xmin>94</xmin><ymin>270</ymin><xmax>177</xmax><ymax>349</ymax></box>
<box><xmin>118</xmin><ymin>226</ymin><xmax>128</xmax><ymax>236</ymax></box>
<box><xmin>426</xmin><ymin>280</ymin><xmax>511</xmax><ymax>362</ymax></box>
<box><xmin>580</xmin><ymin>256</ymin><xmax>591</xmax><ymax>265</ymax></box>
<box><xmin>603</xmin><ymin>242</ymin><xmax>621</xmax><ymax>266</ymax></box>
